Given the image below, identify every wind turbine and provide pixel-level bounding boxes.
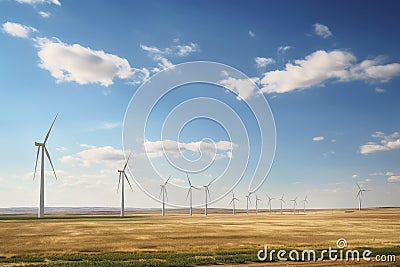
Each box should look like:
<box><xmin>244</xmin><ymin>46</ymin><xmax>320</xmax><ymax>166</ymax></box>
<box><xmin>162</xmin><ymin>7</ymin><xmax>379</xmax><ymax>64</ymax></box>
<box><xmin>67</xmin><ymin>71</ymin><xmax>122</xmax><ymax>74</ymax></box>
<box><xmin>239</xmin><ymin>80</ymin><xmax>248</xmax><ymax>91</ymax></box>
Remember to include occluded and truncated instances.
<box><xmin>117</xmin><ymin>153</ymin><xmax>133</xmax><ymax>217</ymax></box>
<box><xmin>302</xmin><ymin>195</ymin><xmax>308</xmax><ymax>213</ymax></box>
<box><xmin>229</xmin><ymin>191</ymin><xmax>239</xmax><ymax>215</ymax></box>
<box><xmin>290</xmin><ymin>197</ymin><xmax>298</xmax><ymax>214</ymax></box>
<box><xmin>356</xmin><ymin>183</ymin><xmax>369</xmax><ymax>211</ymax></box>
<box><xmin>279</xmin><ymin>194</ymin><xmax>285</xmax><ymax>214</ymax></box>
<box><xmin>266</xmin><ymin>194</ymin><xmax>275</xmax><ymax>214</ymax></box>
<box><xmin>159</xmin><ymin>175</ymin><xmax>171</xmax><ymax>216</ymax></box>
<box><xmin>203</xmin><ymin>177</ymin><xmax>217</xmax><ymax>216</ymax></box>
<box><xmin>186</xmin><ymin>173</ymin><xmax>200</xmax><ymax>216</ymax></box>
<box><xmin>255</xmin><ymin>194</ymin><xmax>262</xmax><ymax>215</ymax></box>
<box><xmin>245</xmin><ymin>192</ymin><xmax>253</xmax><ymax>215</ymax></box>
<box><xmin>33</xmin><ymin>113</ymin><xmax>58</xmax><ymax>219</ymax></box>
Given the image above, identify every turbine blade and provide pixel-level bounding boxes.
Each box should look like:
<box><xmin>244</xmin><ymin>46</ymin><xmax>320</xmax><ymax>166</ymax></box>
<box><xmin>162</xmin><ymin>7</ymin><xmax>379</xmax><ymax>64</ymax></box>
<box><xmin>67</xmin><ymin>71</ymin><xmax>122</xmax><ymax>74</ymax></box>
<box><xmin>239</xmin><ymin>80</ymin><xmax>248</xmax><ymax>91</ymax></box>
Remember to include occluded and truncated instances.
<box><xmin>186</xmin><ymin>172</ymin><xmax>191</xmax><ymax>186</ymax></box>
<box><xmin>207</xmin><ymin>187</ymin><xmax>211</xmax><ymax>201</ymax></box>
<box><xmin>117</xmin><ymin>173</ymin><xmax>121</xmax><ymax>192</ymax></box>
<box><xmin>164</xmin><ymin>188</ymin><xmax>169</xmax><ymax>201</ymax></box>
<box><xmin>124</xmin><ymin>172</ymin><xmax>133</xmax><ymax>191</ymax></box>
<box><xmin>159</xmin><ymin>186</ymin><xmax>163</xmax><ymax>199</ymax></box>
<box><xmin>165</xmin><ymin>175</ymin><xmax>171</xmax><ymax>185</ymax></box>
<box><xmin>207</xmin><ymin>176</ymin><xmax>218</xmax><ymax>186</ymax></box>
<box><xmin>185</xmin><ymin>188</ymin><xmax>191</xmax><ymax>201</ymax></box>
<box><xmin>33</xmin><ymin>146</ymin><xmax>40</xmax><ymax>180</ymax></box>
<box><xmin>45</xmin><ymin>147</ymin><xmax>57</xmax><ymax>179</ymax></box>
<box><xmin>229</xmin><ymin>198</ymin><xmax>233</xmax><ymax>205</ymax></box>
<box><xmin>123</xmin><ymin>152</ymin><xmax>132</xmax><ymax>171</ymax></box>
<box><xmin>44</xmin><ymin>113</ymin><xmax>58</xmax><ymax>144</ymax></box>
<box><xmin>356</xmin><ymin>183</ymin><xmax>361</xmax><ymax>190</ymax></box>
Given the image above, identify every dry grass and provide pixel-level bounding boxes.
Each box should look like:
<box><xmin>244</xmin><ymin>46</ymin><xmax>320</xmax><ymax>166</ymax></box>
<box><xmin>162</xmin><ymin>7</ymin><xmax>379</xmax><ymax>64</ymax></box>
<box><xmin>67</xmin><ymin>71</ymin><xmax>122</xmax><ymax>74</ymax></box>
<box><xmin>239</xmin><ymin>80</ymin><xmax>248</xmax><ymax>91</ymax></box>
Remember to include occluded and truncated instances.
<box><xmin>0</xmin><ymin>208</ymin><xmax>399</xmax><ymax>258</ymax></box>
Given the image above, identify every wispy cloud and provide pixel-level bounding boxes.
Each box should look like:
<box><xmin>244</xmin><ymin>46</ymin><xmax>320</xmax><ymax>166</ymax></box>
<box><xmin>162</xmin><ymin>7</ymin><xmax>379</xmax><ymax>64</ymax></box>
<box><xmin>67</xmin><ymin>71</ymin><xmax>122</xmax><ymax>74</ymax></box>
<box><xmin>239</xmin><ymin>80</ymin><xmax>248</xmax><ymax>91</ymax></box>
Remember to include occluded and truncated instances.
<box><xmin>15</xmin><ymin>0</ymin><xmax>61</xmax><ymax>6</ymax></box>
<box><xmin>375</xmin><ymin>87</ymin><xmax>385</xmax><ymax>93</ymax></box>
<box><xmin>359</xmin><ymin>131</ymin><xmax>400</xmax><ymax>154</ymax></box>
<box><xmin>255</xmin><ymin>57</ymin><xmax>275</xmax><ymax>68</ymax></box>
<box><xmin>312</xmin><ymin>136</ymin><xmax>325</xmax><ymax>142</ymax></box>
<box><xmin>60</xmin><ymin>145</ymin><xmax>126</xmax><ymax>168</ymax></box>
<box><xmin>39</xmin><ymin>11</ymin><xmax>50</xmax><ymax>18</ymax></box>
<box><xmin>277</xmin><ymin>46</ymin><xmax>292</xmax><ymax>53</ymax></box>
<box><xmin>313</xmin><ymin>23</ymin><xmax>332</xmax><ymax>38</ymax></box>
<box><xmin>98</xmin><ymin>121</ymin><xmax>121</xmax><ymax>130</ymax></box>
<box><xmin>260</xmin><ymin>50</ymin><xmax>400</xmax><ymax>94</ymax></box>
<box><xmin>248</xmin><ymin>30</ymin><xmax>255</xmax><ymax>38</ymax></box>
<box><xmin>143</xmin><ymin>139</ymin><xmax>237</xmax><ymax>160</ymax></box>
<box><xmin>2</xmin><ymin>22</ymin><xmax>38</xmax><ymax>39</ymax></box>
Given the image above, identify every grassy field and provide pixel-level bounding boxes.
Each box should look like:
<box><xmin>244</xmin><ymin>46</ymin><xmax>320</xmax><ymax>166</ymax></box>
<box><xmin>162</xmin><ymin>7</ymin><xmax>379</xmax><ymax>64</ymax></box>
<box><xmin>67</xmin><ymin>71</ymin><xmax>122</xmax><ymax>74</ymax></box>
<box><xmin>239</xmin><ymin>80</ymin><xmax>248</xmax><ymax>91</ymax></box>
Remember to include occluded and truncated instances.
<box><xmin>0</xmin><ymin>208</ymin><xmax>399</xmax><ymax>266</ymax></box>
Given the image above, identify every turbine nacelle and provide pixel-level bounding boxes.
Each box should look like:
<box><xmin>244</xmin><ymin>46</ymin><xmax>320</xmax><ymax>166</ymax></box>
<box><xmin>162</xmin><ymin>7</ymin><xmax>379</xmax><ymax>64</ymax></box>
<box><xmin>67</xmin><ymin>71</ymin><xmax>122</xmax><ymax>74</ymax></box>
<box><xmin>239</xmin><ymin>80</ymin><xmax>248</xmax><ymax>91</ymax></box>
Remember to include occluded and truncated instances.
<box><xmin>35</xmin><ymin>142</ymin><xmax>43</xmax><ymax>147</ymax></box>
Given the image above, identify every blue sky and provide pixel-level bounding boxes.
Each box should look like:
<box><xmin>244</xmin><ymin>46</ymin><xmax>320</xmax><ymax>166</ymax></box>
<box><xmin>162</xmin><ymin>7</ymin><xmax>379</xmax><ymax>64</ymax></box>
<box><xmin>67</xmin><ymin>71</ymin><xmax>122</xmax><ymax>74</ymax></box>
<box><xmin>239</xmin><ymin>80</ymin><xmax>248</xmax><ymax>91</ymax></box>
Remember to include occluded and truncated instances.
<box><xmin>1</xmin><ymin>0</ymin><xmax>400</xmax><ymax>210</ymax></box>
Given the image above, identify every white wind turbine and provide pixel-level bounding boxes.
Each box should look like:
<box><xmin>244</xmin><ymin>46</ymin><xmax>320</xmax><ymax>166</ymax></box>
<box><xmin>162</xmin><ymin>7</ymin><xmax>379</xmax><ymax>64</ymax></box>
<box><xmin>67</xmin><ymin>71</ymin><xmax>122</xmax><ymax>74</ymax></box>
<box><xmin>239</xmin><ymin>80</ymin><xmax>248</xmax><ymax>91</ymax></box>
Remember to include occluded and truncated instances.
<box><xmin>290</xmin><ymin>197</ymin><xmax>298</xmax><ymax>214</ymax></box>
<box><xmin>279</xmin><ymin>194</ymin><xmax>285</xmax><ymax>214</ymax></box>
<box><xmin>229</xmin><ymin>191</ymin><xmax>239</xmax><ymax>215</ymax></box>
<box><xmin>255</xmin><ymin>194</ymin><xmax>262</xmax><ymax>215</ymax></box>
<box><xmin>186</xmin><ymin>173</ymin><xmax>200</xmax><ymax>216</ymax></box>
<box><xmin>356</xmin><ymin>183</ymin><xmax>369</xmax><ymax>211</ymax></box>
<box><xmin>117</xmin><ymin>153</ymin><xmax>133</xmax><ymax>217</ymax></box>
<box><xmin>245</xmin><ymin>192</ymin><xmax>253</xmax><ymax>215</ymax></box>
<box><xmin>33</xmin><ymin>114</ymin><xmax>58</xmax><ymax>219</ymax></box>
<box><xmin>159</xmin><ymin>175</ymin><xmax>171</xmax><ymax>217</ymax></box>
<box><xmin>302</xmin><ymin>195</ymin><xmax>308</xmax><ymax>213</ymax></box>
<box><xmin>203</xmin><ymin>177</ymin><xmax>217</xmax><ymax>216</ymax></box>
<box><xmin>266</xmin><ymin>194</ymin><xmax>275</xmax><ymax>214</ymax></box>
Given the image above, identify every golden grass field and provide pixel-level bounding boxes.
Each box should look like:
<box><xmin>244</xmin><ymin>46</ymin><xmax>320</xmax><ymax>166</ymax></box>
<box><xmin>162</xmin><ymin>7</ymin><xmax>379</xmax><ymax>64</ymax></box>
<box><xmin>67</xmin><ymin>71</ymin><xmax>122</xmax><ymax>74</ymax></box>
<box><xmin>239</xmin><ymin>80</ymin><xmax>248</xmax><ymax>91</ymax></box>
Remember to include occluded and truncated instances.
<box><xmin>0</xmin><ymin>208</ymin><xmax>399</xmax><ymax>266</ymax></box>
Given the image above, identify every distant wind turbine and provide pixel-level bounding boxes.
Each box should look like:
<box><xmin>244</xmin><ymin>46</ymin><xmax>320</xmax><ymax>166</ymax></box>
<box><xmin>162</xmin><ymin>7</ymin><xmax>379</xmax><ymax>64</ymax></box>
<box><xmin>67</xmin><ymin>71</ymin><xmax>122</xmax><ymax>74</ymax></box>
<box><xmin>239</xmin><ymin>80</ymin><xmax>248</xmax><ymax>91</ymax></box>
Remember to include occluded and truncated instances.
<box><xmin>266</xmin><ymin>194</ymin><xmax>275</xmax><ymax>214</ymax></box>
<box><xmin>245</xmin><ymin>192</ymin><xmax>253</xmax><ymax>215</ymax></box>
<box><xmin>255</xmin><ymin>194</ymin><xmax>262</xmax><ymax>215</ymax></box>
<box><xmin>279</xmin><ymin>194</ymin><xmax>285</xmax><ymax>214</ymax></box>
<box><xmin>302</xmin><ymin>195</ymin><xmax>308</xmax><ymax>213</ymax></box>
<box><xmin>229</xmin><ymin>191</ymin><xmax>239</xmax><ymax>215</ymax></box>
<box><xmin>117</xmin><ymin>153</ymin><xmax>133</xmax><ymax>217</ymax></box>
<box><xmin>33</xmin><ymin>113</ymin><xmax>58</xmax><ymax>219</ymax></box>
<box><xmin>159</xmin><ymin>175</ymin><xmax>171</xmax><ymax>217</ymax></box>
<box><xmin>290</xmin><ymin>197</ymin><xmax>298</xmax><ymax>214</ymax></box>
<box><xmin>356</xmin><ymin>183</ymin><xmax>369</xmax><ymax>211</ymax></box>
<box><xmin>203</xmin><ymin>177</ymin><xmax>217</xmax><ymax>216</ymax></box>
<box><xmin>186</xmin><ymin>173</ymin><xmax>200</xmax><ymax>216</ymax></box>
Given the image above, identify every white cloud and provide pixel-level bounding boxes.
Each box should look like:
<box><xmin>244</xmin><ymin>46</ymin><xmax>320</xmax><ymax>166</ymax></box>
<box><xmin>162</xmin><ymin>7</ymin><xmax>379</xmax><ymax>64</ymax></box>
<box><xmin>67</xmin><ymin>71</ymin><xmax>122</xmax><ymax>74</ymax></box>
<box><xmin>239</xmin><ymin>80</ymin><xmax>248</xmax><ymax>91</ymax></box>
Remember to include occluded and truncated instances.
<box><xmin>140</xmin><ymin>41</ymin><xmax>199</xmax><ymax>71</ymax></box>
<box><xmin>56</xmin><ymin>146</ymin><xmax>68</xmax><ymax>153</ymax></box>
<box><xmin>260</xmin><ymin>50</ymin><xmax>400</xmax><ymax>94</ymax></box>
<box><xmin>331</xmin><ymin>139</ymin><xmax>337</xmax><ymax>143</ymax></box>
<box><xmin>34</xmin><ymin>37</ymin><xmax>133</xmax><ymax>86</ymax></box>
<box><xmin>248</xmin><ymin>31</ymin><xmax>255</xmax><ymax>38</ymax></box>
<box><xmin>359</xmin><ymin>132</ymin><xmax>400</xmax><ymax>154</ymax></box>
<box><xmin>313</xmin><ymin>136</ymin><xmax>325</xmax><ymax>142</ymax></box>
<box><xmin>143</xmin><ymin>139</ymin><xmax>237</xmax><ymax>159</ymax></box>
<box><xmin>255</xmin><ymin>57</ymin><xmax>275</xmax><ymax>68</ymax></box>
<box><xmin>175</xmin><ymin>42</ymin><xmax>199</xmax><ymax>57</ymax></box>
<box><xmin>15</xmin><ymin>0</ymin><xmax>61</xmax><ymax>6</ymax></box>
<box><xmin>388</xmin><ymin>175</ymin><xmax>400</xmax><ymax>182</ymax></box>
<box><xmin>278</xmin><ymin>46</ymin><xmax>292</xmax><ymax>53</ymax></box>
<box><xmin>219</xmin><ymin>76</ymin><xmax>260</xmax><ymax>100</ymax></box>
<box><xmin>39</xmin><ymin>11</ymin><xmax>50</xmax><ymax>18</ymax></box>
<box><xmin>386</xmin><ymin>171</ymin><xmax>395</xmax><ymax>176</ymax></box>
<box><xmin>313</xmin><ymin>23</ymin><xmax>332</xmax><ymax>38</ymax></box>
<box><xmin>375</xmin><ymin>87</ymin><xmax>385</xmax><ymax>93</ymax></box>
<box><xmin>60</xmin><ymin>145</ymin><xmax>126</xmax><ymax>168</ymax></box>
<box><xmin>2</xmin><ymin>22</ymin><xmax>38</xmax><ymax>39</ymax></box>
<box><xmin>352</xmin><ymin>174</ymin><xmax>359</xmax><ymax>179</ymax></box>
<box><xmin>98</xmin><ymin>121</ymin><xmax>121</xmax><ymax>130</ymax></box>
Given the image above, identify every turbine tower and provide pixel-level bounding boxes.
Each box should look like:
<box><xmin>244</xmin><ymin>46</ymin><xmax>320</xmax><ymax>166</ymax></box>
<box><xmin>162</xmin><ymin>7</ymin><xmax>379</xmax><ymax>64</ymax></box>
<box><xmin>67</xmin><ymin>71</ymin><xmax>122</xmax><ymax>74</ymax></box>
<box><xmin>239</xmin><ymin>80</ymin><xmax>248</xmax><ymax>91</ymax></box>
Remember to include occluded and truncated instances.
<box><xmin>186</xmin><ymin>173</ymin><xmax>200</xmax><ymax>216</ymax></box>
<box><xmin>356</xmin><ymin>183</ymin><xmax>369</xmax><ymax>211</ymax></box>
<box><xmin>245</xmin><ymin>192</ymin><xmax>253</xmax><ymax>215</ymax></box>
<box><xmin>279</xmin><ymin>194</ymin><xmax>285</xmax><ymax>214</ymax></box>
<box><xmin>229</xmin><ymin>191</ymin><xmax>239</xmax><ymax>215</ymax></box>
<box><xmin>255</xmin><ymin>194</ymin><xmax>262</xmax><ymax>215</ymax></box>
<box><xmin>290</xmin><ymin>197</ymin><xmax>298</xmax><ymax>214</ymax></box>
<box><xmin>302</xmin><ymin>195</ymin><xmax>308</xmax><ymax>213</ymax></box>
<box><xmin>117</xmin><ymin>153</ymin><xmax>133</xmax><ymax>217</ymax></box>
<box><xmin>159</xmin><ymin>175</ymin><xmax>171</xmax><ymax>217</ymax></box>
<box><xmin>266</xmin><ymin>194</ymin><xmax>275</xmax><ymax>214</ymax></box>
<box><xmin>203</xmin><ymin>177</ymin><xmax>217</xmax><ymax>216</ymax></box>
<box><xmin>33</xmin><ymin>114</ymin><xmax>58</xmax><ymax>219</ymax></box>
